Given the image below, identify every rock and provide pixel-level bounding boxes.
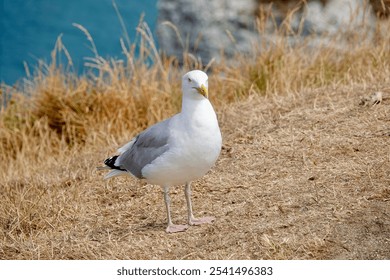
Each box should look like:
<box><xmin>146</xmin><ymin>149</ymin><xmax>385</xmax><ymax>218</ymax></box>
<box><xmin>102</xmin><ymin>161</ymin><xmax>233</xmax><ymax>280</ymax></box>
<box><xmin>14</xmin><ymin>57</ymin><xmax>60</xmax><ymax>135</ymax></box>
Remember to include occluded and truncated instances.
<box><xmin>303</xmin><ymin>0</ymin><xmax>375</xmax><ymax>34</ymax></box>
<box><xmin>156</xmin><ymin>0</ymin><xmax>377</xmax><ymax>64</ymax></box>
<box><xmin>157</xmin><ymin>0</ymin><xmax>260</xmax><ymax>63</ymax></box>
<box><xmin>359</xmin><ymin>91</ymin><xmax>383</xmax><ymax>106</ymax></box>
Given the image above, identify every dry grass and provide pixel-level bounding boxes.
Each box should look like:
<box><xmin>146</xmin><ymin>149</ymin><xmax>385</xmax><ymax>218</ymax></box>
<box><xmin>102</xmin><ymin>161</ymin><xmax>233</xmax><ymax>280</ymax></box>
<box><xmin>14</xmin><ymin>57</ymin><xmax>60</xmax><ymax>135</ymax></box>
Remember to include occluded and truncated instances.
<box><xmin>1</xmin><ymin>15</ymin><xmax>390</xmax><ymax>259</ymax></box>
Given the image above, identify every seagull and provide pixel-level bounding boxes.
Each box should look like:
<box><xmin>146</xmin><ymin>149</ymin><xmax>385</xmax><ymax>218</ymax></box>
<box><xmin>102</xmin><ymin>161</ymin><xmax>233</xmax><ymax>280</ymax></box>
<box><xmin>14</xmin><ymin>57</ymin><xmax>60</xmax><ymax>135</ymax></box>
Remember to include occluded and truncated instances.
<box><xmin>100</xmin><ymin>70</ymin><xmax>222</xmax><ymax>233</ymax></box>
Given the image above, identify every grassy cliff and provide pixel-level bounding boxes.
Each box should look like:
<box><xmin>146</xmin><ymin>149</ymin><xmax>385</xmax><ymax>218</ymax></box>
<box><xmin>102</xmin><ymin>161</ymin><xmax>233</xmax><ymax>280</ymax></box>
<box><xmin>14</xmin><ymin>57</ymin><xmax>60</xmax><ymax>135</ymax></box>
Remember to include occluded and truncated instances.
<box><xmin>1</xmin><ymin>18</ymin><xmax>389</xmax><ymax>259</ymax></box>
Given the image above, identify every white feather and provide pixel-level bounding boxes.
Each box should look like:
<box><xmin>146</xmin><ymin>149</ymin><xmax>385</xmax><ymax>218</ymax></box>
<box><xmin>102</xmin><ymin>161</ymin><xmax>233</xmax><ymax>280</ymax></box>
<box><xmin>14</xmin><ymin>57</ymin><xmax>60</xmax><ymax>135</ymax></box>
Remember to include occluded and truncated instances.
<box><xmin>104</xmin><ymin>169</ymin><xmax>132</xmax><ymax>180</ymax></box>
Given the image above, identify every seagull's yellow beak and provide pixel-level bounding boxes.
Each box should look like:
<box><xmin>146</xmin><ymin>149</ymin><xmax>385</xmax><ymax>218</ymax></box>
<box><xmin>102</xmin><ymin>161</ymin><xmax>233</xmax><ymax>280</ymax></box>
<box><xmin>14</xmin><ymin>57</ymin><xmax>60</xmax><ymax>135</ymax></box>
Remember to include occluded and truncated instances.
<box><xmin>195</xmin><ymin>84</ymin><xmax>208</xmax><ymax>98</ymax></box>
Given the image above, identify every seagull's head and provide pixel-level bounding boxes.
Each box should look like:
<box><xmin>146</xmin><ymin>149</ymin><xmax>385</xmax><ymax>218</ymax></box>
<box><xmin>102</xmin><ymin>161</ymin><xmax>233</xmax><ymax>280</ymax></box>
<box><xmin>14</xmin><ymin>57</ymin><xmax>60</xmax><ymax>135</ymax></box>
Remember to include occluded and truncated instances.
<box><xmin>182</xmin><ymin>70</ymin><xmax>209</xmax><ymax>99</ymax></box>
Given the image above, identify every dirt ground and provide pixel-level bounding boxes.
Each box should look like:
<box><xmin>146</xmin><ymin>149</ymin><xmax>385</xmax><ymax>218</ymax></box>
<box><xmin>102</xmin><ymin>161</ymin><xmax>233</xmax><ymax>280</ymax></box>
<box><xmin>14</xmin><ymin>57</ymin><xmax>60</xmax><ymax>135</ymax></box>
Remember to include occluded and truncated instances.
<box><xmin>1</xmin><ymin>84</ymin><xmax>389</xmax><ymax>259</ymax></box>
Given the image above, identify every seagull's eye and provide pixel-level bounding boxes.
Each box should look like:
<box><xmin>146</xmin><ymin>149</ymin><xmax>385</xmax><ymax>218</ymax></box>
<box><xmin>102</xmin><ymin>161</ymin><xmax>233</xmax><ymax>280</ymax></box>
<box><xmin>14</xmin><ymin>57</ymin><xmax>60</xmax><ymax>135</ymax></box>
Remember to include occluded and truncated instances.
<box><xmin>188</xmin><ymin>78</ymin><xmax>192</xmax><ymax>82</ymax></box>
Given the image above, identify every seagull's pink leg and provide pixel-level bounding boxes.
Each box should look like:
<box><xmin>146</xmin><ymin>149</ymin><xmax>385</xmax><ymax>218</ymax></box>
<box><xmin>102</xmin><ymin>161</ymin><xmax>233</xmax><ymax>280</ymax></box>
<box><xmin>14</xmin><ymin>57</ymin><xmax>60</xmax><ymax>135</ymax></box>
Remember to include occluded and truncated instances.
<box><xmin>184</xmin><ymin>182</ymin><xmax>215</xmax><ymax>226</ymax></box>
<box><xmin>163</xmin><ymin>186</ymin><xmax>189</xmax><ymax>233</ymax></box>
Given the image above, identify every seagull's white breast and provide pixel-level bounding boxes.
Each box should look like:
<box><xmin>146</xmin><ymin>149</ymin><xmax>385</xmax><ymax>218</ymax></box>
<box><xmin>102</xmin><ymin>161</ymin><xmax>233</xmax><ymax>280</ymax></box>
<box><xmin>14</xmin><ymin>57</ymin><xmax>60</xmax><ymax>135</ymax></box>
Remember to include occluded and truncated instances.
<box><xmin>142</xmin><ymin>99</ymin><xmax>222</xmax><ymax>186</ymax></box>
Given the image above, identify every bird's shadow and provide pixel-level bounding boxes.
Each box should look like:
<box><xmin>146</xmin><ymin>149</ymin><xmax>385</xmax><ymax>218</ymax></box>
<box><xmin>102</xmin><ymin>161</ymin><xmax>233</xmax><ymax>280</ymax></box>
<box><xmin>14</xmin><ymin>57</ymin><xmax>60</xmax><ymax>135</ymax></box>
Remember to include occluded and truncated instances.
<box><xmin>133</xmin><ymin>222</ymin><xmax>166</xmax><ymax>233</ymax></box>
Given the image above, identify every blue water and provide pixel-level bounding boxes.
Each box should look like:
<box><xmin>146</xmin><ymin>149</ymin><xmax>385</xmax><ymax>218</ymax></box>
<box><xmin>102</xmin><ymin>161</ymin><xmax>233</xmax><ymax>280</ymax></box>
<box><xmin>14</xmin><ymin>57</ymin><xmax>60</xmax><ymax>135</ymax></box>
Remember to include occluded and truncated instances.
<box><xmin>0</xmin><ymin>0</ymin><xmax>158</xmax><ymax>85</ymax></box>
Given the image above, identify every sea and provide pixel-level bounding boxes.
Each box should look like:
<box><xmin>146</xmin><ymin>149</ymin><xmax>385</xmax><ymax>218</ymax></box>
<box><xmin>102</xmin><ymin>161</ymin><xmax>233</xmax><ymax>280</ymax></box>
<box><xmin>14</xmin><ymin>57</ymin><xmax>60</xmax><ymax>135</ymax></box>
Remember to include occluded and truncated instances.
<box><xmin>0</xmin><ymin>0</ymin><xmax>158</xmax><ymax>85</ymax></box>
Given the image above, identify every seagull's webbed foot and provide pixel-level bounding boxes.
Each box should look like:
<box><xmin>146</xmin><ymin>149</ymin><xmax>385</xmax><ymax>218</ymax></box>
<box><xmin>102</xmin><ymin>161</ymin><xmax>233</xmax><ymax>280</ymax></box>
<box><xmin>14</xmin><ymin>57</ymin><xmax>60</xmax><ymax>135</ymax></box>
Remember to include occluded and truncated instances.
<box><xmin>189</xmin><ymin>216</ymin><xmax>215</xmax><ymax>226</ymax></box>
<box><xmin>166</xmin><ymin>224</ymin><xmax>189</xmax><ymax>233</ymax></box>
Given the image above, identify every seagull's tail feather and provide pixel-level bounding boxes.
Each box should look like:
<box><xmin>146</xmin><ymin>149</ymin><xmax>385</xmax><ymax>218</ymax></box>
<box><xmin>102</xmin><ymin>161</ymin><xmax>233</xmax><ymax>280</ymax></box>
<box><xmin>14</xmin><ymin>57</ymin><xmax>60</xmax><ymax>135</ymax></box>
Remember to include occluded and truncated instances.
<box><xmin>97</xmin><ymin>155</ymin><xmax>131</xmax><ymax>180</ymax></box>
<box><xmin>96</xmin><ymin>166</ymin><xmax>110</xmax><ymax>171</ymax></box>
<box><xmin>104</xmin><ymin>169</ymin><xmax>130</xmax><ymax>180</ymax></box>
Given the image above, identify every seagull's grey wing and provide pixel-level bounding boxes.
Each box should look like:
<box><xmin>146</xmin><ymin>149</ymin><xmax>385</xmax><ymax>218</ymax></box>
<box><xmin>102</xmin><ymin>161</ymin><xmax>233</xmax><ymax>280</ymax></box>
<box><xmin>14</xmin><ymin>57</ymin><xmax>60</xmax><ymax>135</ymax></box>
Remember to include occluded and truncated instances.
<box><xmin>117</xmin><ymin>118</ymin><xmax>172</xmax><ymax>178</ymax></box>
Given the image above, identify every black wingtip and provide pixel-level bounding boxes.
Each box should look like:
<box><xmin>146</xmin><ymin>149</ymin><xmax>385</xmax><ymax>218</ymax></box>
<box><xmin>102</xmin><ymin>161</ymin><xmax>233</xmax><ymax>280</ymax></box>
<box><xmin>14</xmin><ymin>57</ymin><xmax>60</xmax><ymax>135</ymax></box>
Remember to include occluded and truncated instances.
<box><xmin>104</xmin><ymin>156</ymin><xmax>127</xmax><ymax>171</ymax></box>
